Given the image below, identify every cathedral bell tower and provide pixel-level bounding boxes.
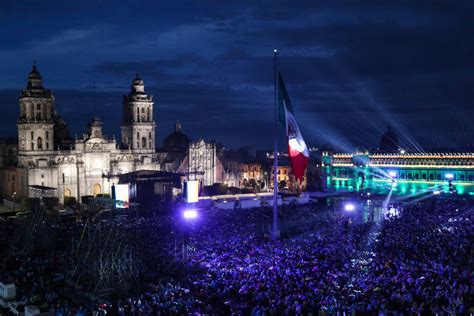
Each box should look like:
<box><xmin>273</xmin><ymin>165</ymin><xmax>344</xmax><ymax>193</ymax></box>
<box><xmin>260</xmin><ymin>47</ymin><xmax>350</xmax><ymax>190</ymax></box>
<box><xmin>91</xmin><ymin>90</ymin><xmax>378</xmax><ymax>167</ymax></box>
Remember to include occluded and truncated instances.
<box><xmin>121</xmin><ymin>75</ymin><xmax>156</xmax><ymax>152</ymax></box>
<box><xmin>17</xmin><ymin>63</ymin><xmax>55</xmax><ymax>153</ymax></box>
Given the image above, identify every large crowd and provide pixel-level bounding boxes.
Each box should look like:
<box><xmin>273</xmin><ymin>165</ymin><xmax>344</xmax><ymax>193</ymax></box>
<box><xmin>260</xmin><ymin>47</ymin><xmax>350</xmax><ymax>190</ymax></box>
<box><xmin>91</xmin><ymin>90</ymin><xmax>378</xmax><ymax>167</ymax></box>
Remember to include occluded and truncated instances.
<box><xmin>1</xmin><ymin>196</ymin><xmax>473</xmax><ymax>315</ymax></box>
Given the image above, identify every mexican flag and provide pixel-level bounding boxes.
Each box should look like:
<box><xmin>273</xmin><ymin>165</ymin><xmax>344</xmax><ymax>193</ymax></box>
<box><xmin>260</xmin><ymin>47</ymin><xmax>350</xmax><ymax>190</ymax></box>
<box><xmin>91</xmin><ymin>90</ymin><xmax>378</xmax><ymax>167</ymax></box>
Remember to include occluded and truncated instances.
<box><xmin>278</xmin><ymin>73</ymin><xmax>309</xmax><ymax>182</ymax></box>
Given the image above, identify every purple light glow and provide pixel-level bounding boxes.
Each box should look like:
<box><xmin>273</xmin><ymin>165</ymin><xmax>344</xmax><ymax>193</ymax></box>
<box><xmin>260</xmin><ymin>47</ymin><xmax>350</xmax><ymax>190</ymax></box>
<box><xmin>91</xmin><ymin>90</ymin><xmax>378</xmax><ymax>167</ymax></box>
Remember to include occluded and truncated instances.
<box><xmin>445</xmin><ymin>173</ymin><xmax>454</xmax><ymax>179</ymax></box>
<box><xmin>344</xmin><ymin>203</ymin><xmax>355</xmax><ymax>211</ymax></box>
<box><xmin>388</xmin><ymin>171</ymin><xmax>397</xmax><ymax>177</ymax></box>
<box><xmin>183</xmin><ymin>209</ymin><xmax>198</xmax><ymax>219</ymax></box>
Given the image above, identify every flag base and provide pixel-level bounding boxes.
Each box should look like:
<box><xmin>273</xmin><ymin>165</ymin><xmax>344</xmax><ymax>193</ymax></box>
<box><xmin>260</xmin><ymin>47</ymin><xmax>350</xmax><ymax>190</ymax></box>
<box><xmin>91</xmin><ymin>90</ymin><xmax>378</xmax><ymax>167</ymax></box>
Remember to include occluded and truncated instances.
<box><xmin>271</xmin><ymin>229</ymin><xmax>280</xmax><ymax>240</ymax></box>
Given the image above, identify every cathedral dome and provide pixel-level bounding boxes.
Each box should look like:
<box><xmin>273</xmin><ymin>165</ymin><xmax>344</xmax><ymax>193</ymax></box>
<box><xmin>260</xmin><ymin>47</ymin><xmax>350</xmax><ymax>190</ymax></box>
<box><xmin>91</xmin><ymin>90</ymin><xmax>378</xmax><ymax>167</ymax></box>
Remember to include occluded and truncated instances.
<box><xmin>27</xmin><ymin>62</ymin><xmax>43</xmax><ymax>89</ymax></box>
<box><xmin>131</xmin><ymin>74</ymin><xmax>145</xmax><ymax>94</ymax></box>
<box><xmin>163</xmin><ymin>121</ymin><xmax>190</xmax><ymax>151</ymax></box>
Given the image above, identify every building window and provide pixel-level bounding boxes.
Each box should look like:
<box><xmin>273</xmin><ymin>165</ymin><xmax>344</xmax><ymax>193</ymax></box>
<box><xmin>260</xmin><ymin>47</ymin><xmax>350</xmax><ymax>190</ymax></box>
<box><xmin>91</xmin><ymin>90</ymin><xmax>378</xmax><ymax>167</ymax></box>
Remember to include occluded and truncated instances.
<box><xmin>414</xmin><ymin>174</ymin><xmax>419</xmax><ymax>180</ymax></box>
<box><xmin>137</xmin><ymin>132</ymin><xmax>139</xmax><ymax>140</ymax></box>
<box><xmin>421</xmin><ymin>174</ymin><xmax>426</xmax><ymax>180</ymax></box>
<box><xmin>41</xmin><ymin>174</ymin><xmax>44</xmax><ymax>178</ymax></box>
<box><xmin>429</xmin><ymin>174</ymin><xmax>434</xmax><ymax>180</ymax></box>
<box><xmin>142</xmin><ymin>137</ymin><xmax>147</xmax><ymax>148</ymax></box>
<box><xmin>37</xmin><ymin>137</ymin><xmax>43</xmax><ymax>150</ymax></box>
<box><xmin>136</xmin><ymin>142</ymin><xmax>139</xmax><ymax>148</ymax></box>
<box><xmin>437</xmin><ymin>174</ymin><xmax>442</xmax><ymax>180</ymax></box>
<box><xmin>36</xmin><ymin>104</ymin><xmax>41</xmax><ymax>110</ymax></box>
<box><xmin>92</xmin><ymin>183</ymin><xmax>101</xmax><ymax>196</ymax></box>
<box><xmin>149</xmin><ymin>142</ymin><xmax>152</xmax><ymax>148</ymax></box>
<box><xmin>46</xmin><ymin>131</ymin><xmax>49</xmax><ymax>140</ymax></box>
<box><xmin>62</xmin><ymin>173</ymin><xmax>65</xmax><ymax>183</ymax></box>
<box><xmin>460</xmin><ymin>174</ymin><xmax>465</xmax><ymax>181</ymax></box>
<box><xmin>31</xmin><ymin>142</ymin><xmax>34</xmax><ymax>150</ymax></box>
<box><xmin>31</xmin><ymin>131</ymin><xmax>34</xmax><ymax>139</ymax></box>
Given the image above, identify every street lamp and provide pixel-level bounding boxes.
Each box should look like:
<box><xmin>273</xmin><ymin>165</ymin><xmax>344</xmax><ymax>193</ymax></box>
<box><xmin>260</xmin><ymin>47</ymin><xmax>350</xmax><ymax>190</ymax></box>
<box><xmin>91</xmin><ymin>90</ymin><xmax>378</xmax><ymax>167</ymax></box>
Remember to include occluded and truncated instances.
<box><xmin>12</xmin><ymin>192</ymin><xmax>16</xmax><ymax>212</ymax></box>
<box><xmin>183</xmin><ymin>209</ymin><xmax>198</xmax><ymax>220</ymax></box>
<box><xmin>344</xmin><ymin>203</ymin><xmax>355</xmax><ymax>211</ymax></box>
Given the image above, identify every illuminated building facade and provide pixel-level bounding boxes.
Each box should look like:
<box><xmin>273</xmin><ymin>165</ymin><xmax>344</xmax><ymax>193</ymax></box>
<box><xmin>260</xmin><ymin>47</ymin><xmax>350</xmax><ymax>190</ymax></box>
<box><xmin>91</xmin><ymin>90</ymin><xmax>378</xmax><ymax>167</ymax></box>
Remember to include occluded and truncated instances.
<box><xmin>322</xmin><ymin>151</ymin><xmax>474</xmax><ymax>195</ymax></box>
<box><xmin>270</xmin><ymin>160</ymin><xmax>307</xmax><ymax>191</ymax></box>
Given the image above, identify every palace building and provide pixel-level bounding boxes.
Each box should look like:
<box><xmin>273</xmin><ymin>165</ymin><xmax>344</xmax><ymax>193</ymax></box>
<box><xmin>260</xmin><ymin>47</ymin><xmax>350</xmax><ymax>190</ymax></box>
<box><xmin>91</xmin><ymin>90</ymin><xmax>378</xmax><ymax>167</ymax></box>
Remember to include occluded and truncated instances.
<box><xmin>322</xmin><ymin>151</ymin><xmax>474</xmax><ymax>195</ymax></box>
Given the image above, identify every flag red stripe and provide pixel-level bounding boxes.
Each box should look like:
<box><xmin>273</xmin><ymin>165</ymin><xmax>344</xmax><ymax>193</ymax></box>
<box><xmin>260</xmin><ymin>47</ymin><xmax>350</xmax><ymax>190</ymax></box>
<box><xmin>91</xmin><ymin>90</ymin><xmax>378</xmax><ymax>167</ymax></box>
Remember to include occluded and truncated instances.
<box><xmin>288</xmin><ymin>145</ymin><xmax>309</xmax><ymax>181</ymax></box>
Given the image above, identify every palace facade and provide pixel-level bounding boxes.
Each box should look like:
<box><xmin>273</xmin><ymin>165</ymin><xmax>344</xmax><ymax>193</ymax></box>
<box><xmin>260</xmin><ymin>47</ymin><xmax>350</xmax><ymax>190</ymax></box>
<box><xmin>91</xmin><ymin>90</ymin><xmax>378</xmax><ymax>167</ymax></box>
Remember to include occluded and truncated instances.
<box><xmin>322</xmin><ymin>151</ymin><xmax>474</xmax><ymax>195</ymax></box>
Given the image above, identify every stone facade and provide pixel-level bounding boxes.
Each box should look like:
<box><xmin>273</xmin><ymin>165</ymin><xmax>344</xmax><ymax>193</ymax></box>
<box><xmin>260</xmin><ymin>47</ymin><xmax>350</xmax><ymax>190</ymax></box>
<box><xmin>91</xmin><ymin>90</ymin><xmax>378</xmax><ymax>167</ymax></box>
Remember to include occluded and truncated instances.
<box><xmin>3</xmin><ymin>66</ymin><xmax>162</xmax><ymax>202</ymax></box>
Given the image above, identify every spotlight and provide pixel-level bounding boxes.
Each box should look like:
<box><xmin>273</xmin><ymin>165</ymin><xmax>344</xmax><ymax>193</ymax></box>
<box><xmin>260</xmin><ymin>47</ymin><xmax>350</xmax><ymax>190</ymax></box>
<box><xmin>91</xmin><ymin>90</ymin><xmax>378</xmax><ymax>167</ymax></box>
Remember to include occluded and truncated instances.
<box><xmin>445</xmin><ymin>173</ymin><xmax>454</xmax><ymax>180</ymax></box>
<box><xmin>433</xmin><ymin>190</ymin><xmax>441</xmax><ymax>195</ymax></box>
<box><xmin>183</xmin><ymin>209</ymin><xmax>198</xmax><ymax>219</ymax></box>
<box><xmin>391</xmin><ymin>181</ymin><xmax>398</xmax><ymax>187</ymax></box>
<box><xmin>388</xmin><ymin>171</ymin><xmax>397</xmax><ymax>178</ymax></box>
<box><xmin>344</xmin><ymin>203</ymin><xmax>355</xmax><ymax>211</ymax></box>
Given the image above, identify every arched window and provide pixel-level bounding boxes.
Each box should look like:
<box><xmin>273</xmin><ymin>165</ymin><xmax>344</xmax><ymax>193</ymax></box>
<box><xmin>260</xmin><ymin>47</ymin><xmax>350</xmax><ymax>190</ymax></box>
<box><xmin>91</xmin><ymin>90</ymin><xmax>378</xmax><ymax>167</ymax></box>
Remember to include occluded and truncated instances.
<box><xmin>64</xmin><ymin>188</ymin><xmax>71</xmax><ymax>197</ymax></box>
<box><xmin>429</xmin><ymin>173</ymin><xmax>434</xmax><ymax>180</ymax></box>
<box><xmin>460</xmin><ymin>174</ymin><xmax>465</xmax><ymax>181</ymax></box>
<box><xmin>92</xmin><ymin>183</ymin><xmax>101</xmax><ymax>196</ymax></box>
<box><xmin>142</xmin><ymin>137</ymin><xmax>147</xmax><ymax>148</ymax></box>
<box><xmin>37</xmin><ymin>137</ymin><xmax>43</xmax><ymax>150</ymax></box>
<box><xmin>414</xmin><ymin>173</ymin><xmax>419</xmax><ymax>180</ymax></box>
<box><xmin>421</xmin><ymin>174</ymin><xmax>427</xmax><ymax>180</ymax></box>
<box><xmin>437</xmin><ymin>173</ymin><xmax>442</xmax><ymax>180</ymax></box>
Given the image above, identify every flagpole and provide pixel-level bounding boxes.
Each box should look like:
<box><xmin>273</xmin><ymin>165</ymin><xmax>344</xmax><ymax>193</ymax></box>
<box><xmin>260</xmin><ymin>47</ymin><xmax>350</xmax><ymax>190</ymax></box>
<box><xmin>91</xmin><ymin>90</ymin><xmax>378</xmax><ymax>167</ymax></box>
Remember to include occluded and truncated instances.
<box><xmin>272</xmin><ymin>49</ymin><xmax>280</xmax><ymax>240</ymax></box>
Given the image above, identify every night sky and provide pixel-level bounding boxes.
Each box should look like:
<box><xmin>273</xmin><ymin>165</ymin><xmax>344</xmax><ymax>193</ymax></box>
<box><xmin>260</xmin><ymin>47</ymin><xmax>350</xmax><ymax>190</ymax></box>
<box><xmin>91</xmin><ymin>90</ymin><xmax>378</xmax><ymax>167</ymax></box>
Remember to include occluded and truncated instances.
<box><xmin>0</xmin><ymin>0</ymin><xmax>472</xmax><ymax>152</ymax></box>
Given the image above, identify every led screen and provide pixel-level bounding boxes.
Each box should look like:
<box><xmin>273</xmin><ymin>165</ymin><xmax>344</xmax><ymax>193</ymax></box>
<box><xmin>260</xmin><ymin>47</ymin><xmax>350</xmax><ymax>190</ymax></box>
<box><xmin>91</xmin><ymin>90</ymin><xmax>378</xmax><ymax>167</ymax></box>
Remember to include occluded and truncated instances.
<box><xmin>115</xmin><ymin>184</ymin><xmax>129</xmax><ymax>208</ymax></box>
<box><xmin>186</xmin><ymin>180</ymin><xmax>199</xmax><ymax>203</ymax></box>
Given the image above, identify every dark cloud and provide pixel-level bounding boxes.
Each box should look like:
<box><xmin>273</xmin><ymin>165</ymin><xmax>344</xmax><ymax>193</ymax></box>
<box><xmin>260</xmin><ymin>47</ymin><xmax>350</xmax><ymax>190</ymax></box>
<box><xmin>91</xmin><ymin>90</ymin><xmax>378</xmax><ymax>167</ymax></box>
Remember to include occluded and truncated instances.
<box><xmin>0</xmin><ymin>0</ymin><xmax>473</xmax><ymax>151</ymax></box>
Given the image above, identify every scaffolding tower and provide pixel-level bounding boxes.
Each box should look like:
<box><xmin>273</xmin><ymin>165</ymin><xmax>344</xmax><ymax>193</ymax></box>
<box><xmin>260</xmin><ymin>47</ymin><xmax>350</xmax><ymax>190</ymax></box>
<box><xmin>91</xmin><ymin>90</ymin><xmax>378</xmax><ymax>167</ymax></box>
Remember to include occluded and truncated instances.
<box><xmin>66</xmin><ymin>218</ymin><xmax>139</xmax><ymax>297</ymax></box>
<box><xmin>14</xmin><ymin>185</ymin><xmax>57</xmax><ymax>255</ymax></box>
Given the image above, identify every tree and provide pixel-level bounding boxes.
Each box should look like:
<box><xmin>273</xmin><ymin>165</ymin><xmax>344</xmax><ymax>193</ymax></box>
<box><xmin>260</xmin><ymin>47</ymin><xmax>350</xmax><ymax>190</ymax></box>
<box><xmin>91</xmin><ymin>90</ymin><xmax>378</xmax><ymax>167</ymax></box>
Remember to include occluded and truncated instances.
<box><xmin>248</xmin><ymin>179</ymin><xmax>257</xmax><ymax>189</ymax></box>
<box><xmin>20</xmin><ymin>197</ymin><xmax>30</xmax><ymax>211</ymax></box>
<box><xmin>278</xmin><ymin>180</ymin><xmax>287</xmax><ymax>191</ymax></box>
<box><xmin>43</xmin><ymin>197</ymin><xmax>59</xmax><ymax>209</ymax></box>
<box><xmin>228</xmin><ymin>187</ymin><xmax>241</xmax><ymax>195</ymax></box>
<box><xmin>64</xmin><ymin>196</ymin><xmax>77</xmax><ymax>208</ymax></box>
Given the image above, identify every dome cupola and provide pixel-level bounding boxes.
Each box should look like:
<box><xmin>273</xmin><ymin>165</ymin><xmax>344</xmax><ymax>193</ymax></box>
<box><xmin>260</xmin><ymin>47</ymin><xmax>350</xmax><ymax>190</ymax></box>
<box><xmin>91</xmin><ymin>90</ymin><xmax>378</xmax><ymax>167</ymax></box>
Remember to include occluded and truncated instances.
<box><xmin>131</xmin><ymin>73</ymin><xmax>145</xmax><ymax>94</ymax></box>
<box><xmin>27</xmin><ymin>62</ymin><xmax>43</xmax><ymax>89</ymax></box>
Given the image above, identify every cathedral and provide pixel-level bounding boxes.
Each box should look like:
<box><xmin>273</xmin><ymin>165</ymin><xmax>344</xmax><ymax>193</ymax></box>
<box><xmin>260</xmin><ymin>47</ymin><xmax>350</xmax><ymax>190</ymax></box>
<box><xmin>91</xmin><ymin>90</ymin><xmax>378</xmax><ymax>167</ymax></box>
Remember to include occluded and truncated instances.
<box><xmin>0</xmin><ymin>64</ymin><xmax>224</xmax><ymax>202</ymax></box>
